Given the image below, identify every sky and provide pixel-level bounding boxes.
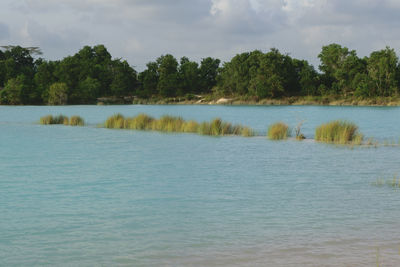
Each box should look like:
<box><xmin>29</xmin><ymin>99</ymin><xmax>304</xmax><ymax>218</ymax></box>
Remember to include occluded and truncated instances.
<box><xmin>1</xmin><ymin>0</ymin><xmax>400</xmax><ymax>71</ymax></box>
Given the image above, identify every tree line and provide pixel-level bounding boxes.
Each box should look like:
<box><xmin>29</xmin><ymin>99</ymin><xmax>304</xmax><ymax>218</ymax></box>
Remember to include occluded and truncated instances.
<box><xmin>0</xmin><ymin>43</ymin><xmax>399</xmax><ymax>105</ymax></box>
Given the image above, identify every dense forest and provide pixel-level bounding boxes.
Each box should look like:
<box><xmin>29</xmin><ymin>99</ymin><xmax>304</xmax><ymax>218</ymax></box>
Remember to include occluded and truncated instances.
<box><xmin>0</xmin><ymin>43</ymin><xmax>400</xmax><ymax>105</ymax></box>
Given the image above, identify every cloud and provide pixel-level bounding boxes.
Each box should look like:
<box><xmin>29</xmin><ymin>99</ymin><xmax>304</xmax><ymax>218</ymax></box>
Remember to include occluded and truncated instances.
<box><xmin>0</xmin><ymin>22</ymin><xmax>10</xmax><ymax>40</ymax></box>
<box><xmin>1</xmin><ymin>0</ymin><xmax>400</xmax><ymax>70</ymax></box>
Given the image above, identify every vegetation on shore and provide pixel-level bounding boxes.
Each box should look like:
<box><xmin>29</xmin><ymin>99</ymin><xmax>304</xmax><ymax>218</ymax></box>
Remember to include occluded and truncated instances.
<box><xmin>315</xmin><ymin>120</ymin><xmax>363</xmax><ymax>145</ymax></box>
<box><xmin>39</xmin><ymin>115</ymin><xmax>84</xmax><ymax>126</ymax></box>
<box><xmin>104</xmin><ymin>113</ymin><xmax>255</xmax><ymax>137</ymax></box>
<box><xmin>2</xmin><ymin>43</ymin><xmax>400</xmax><ymax>106</ymax></box>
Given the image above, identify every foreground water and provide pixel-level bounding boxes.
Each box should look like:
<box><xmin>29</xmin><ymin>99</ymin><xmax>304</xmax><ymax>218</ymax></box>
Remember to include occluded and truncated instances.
<box><xmin>1</xmin><ymin>105</ymin><xmax>400</xmax><ymax>266</ymax></box>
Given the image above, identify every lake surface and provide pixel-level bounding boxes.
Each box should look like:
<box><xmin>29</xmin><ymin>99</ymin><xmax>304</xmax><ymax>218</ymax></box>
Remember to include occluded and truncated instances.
<box><xmin>1</xmin><ymin>105</ymin><xmax>400</xmax><ymax>266</ymax></box>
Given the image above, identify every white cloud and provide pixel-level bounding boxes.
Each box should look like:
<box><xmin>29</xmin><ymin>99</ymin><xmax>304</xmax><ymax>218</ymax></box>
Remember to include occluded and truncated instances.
<box><xmin>1</xmin><ymin>0</ymin><xmax>400</xmax><ymax>70</ymax></box>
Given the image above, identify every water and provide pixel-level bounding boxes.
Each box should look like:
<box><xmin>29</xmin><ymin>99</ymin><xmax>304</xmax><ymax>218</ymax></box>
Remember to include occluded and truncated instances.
<box><xmin>1</xmin><ymin>105</ymin><xmax>400</xmax><ymax>266</ymax></box>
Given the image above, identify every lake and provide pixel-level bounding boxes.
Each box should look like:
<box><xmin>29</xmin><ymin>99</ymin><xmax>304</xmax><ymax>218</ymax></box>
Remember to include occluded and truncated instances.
<box><xmin>1</xmin><ymin>105</ymin><xmax>400</xmax><ymax>266</ymax></box>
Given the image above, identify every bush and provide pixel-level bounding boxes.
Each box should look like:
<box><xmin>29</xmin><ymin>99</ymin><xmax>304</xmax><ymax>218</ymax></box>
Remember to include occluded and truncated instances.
<box><xmin>267</xmin><ymin>122</ymin><xmax>290</xmax><ymax>140</ymax></box>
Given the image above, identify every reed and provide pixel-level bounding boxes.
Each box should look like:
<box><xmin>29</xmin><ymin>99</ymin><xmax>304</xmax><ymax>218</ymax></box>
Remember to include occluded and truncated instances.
<box><xmin>315</xmin><ymin>120</ymin><xmax>363</xmax><ymax>144</ymax></box>
<box><xmin>103</xmin><ymin>113</ymin><xmax>255</xmax><ymax>137</ymax></box>
<box><xmin>69</xmin><ymin>116</ymin><xmax>84</xmax><ymax>126</ymax></box>
<box><xmin>241</xmin><ymin>126</ymin><xmax>255</xmax><ymax>137</ymax></box>
<box><xmin>39</xmin><ymin>114</ymin><xmax>69</xmax><ymax>125</ymax></box>
<box><xmin>182</xmin><ymin>120</ymin><xmax>199</xmax><ymax>133</ymax></box>
<box><xmin>125</xmin><ymin>113</ymin><xmax>154</xmax><ymax>130</ymax></box>
<box><xmin>267</xmin><ymin>122</ymin><xmax>290</xmax><ymax>140</ymax></box>
<box><xmin>152</xmin><ymin>115</ymin><xmax>185</xmax><ymax>132</ymax></box>
<box><xmin>198</xmin><ymin>121</ymin><xmax>212</xmax><ymax>135</ymax></box>
<box><xmin>39</xmin><ymin>115</ymin><xmax>54</xmax><ymax>125</ymax></box>
<box><xmin>104</xmin><ymin>113</ymin><xmax>125</xmax><ymax>129</ymax></box>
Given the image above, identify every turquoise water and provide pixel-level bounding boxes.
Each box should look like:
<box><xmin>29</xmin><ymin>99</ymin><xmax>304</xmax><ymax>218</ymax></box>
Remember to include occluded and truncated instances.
<box><xmin>1</xmin><ymin>105</ymin><xmax>400</xmax><ymax>266</ymax></box>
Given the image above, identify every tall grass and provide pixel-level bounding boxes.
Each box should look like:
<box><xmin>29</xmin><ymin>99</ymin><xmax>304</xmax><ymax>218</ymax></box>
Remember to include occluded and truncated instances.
<box><xmin>104</xmin><ymin>113</ymin><xmax>125</xmax><ymax>129</ymax></box>
<box><xmin>267</xmin><ymin>122</ymin><xmax>290</xmax><ymax>140</ymax></box>
<box><xmin>315</xmin><ymin>120</ymin><xmax>363</xmax><ymax>144</ymax></box>
<box><xmin>39</xmin><ymin>114</ymin><xmax>70</xmax><ymax>125</ymax></box>
<box><xmin>103</xmin><ymin>113</ymin><xmax>255</xmax><ymax>137</ymax></box>
<box><xmin>69</xmin><ymin>116</ymin><xmax>85</xmax><ymax>126</ymax></box>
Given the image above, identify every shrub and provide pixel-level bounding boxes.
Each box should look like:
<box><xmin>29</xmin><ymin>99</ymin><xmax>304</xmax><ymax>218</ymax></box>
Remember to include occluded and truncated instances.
<box><xmin>315</xmin><ymin>120</ymin><xmax>363</xmax><ymax>144</ymax></box>
<box><xmin>267</xmin><ymin>122</ymin><xmax>290</xmax><ymax>140</ymax></box>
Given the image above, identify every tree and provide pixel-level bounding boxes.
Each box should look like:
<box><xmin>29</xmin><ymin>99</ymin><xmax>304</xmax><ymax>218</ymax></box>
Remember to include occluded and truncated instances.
<box><xmin>138</xmin><ymin>61</ymin><xmax>159</xmax><ymax>97</ymax></box>
<box><xmin>199</xmin><ymin>57</ymin><xmax>220</xmax><ymax>93</ymax></box>
<box><xmin>318</xmin><ymin>43</ymin><xmax>366</xmax><ymax>96</ymax></box>
<box><xmin>157</xmin><ymin>54</ymin><xmax>179</xmax><ymax>97</ymax></box>
<box><xmin>110</xmin><ymin>60</ymin><xmax>137</xmax><ymax>96</ymax></box>
<box><xmin>48</xmin><ymin>82</ymin><xmax>68</xmax><ymax>105</ymax></box>
<box><xmin>78</xmin><ymin>77</ymin><xmax>101</xmax><ymax>103</ymax></box>
<box><xmin>0</xmin><ymin>75</ymin><xmax>31</xmax><ymax>104</ymax></box>
<box><xmin>178</xmin><ymin>57</ymin><xmax>200</xmax><ymax>95</ymax></box>
<box><xmin>367</xmin><ymin>47</ymin><xmax>399</xmax><ymax>96</ymax></box>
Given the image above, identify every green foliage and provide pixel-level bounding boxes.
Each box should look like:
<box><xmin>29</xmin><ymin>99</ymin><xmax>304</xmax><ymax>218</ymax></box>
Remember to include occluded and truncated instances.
<box><xmin>157</xmin><ymin>54</ymin><xmax>179</xmax><ymax>97</ymax></box>
<box><xmin>315</xmin><ymin>120</ymin><xmax>363</xmax><ymax>144</ymax></box>
<box><xmin>3</xmin><ymin>43</ymin><xmax>400</xmax><ymax>105</ymax></box>
<box><xmin>267</xmin><ymin>122</ymin><xmax>290</xmax><ymax>140</ymax></box>
<box><xmin>367</xmin><ymin>47</ymin><xmax>399</xmax><ymax>97</ymax></box>
<box><xmin>48</xmin><ymin>82</ymin><xmax>68</xmax><ymax>105</ymax></box>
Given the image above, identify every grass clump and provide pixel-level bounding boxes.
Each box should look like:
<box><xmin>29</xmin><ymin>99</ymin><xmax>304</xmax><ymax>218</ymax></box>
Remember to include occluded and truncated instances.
<box><xmin>267</xmin><ymin>122</ymin><xmax>290</xmax><ymax>140</ymax></box>
<box><xmin>372</xmin><ymin>174</ymin><xmax>400</xmax><ymax>188</ymax></box>
<box><xmin>69</xmin><ymin>116</ymin><xmax>84</xmax><ymax>126</ymax></box>
<box><xmin>182</xmin><ymin>120</ymin><xmax>199</xmax><ymax>133</ymax></box>
<box><xmin>39</xmin><ymin>115</ymin><xmax>54</xmax><ymax>125</ymax></box>
<box><xmin>104</xmin><ymin>113</ymin><xmax>125</xmax><ymax>129</ymax></box>
<box><xmin>125</xmin><ymin>113</ymin><xmax>154</xmax><ymax>130</ymax></box>
<box><xmin>40</xmin><ymin>114</ymin><xmax>69</xmax><ymax>125</ymax></box>
<box><xmin>152</xmin><ymin>115</ymin><xmax>185</xmax><ymax>132</ymax></box>
<box><xmin>103</xmin><ymin>113</ymin><xmax>255</xmax><ymax>137</ymax></box>
<box><xmin>315</xmin><ymin>120</ymin><xmax>363</xmax><ymax>145</ymax></box>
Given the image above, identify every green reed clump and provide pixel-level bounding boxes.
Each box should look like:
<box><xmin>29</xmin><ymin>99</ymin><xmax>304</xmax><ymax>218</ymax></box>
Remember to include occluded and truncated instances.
<box><xmin>69</xmin><ymin>116</ymin><xmax>84</xmax><ymax>126</ymax></box>
<box><xmin>198</xmin><ymin>121</ymin><xmax>212</xmax><ymax>135</ymax></box>
<box><xmin>315</xmin><ymin>120</ymin><xmax>363</xmax><ymax>145</ymax></box>
<box><xmin>39</xmin><ymin>115</ymin><xmax>54</xmax><ymax>125</ymax></box>
<box><xmin>105</xmin><ymin>113</ymin><xmax>125</xmax><ymax>129</ymax></box>
<box><xmin>241</xmin><ymin>126</ymin><xmax>255</xmax><ymax>137</ymax></box>
<box><xmin>125</xmin><ymin>113</ymin><xmax>154</xmax><ymax>130</ymax></box>
<box><xmin>40</xmin><ymin>114</ymin><xmax>69</xmax><ymax>125</ymax></box>
<box><xmin>103</xmin><ymin>113</ymin><xmax>255</xmax><ymax>137</ymax></box>
<box><xmin>182</xmin><ymin>120</ymin><xmax>199</xmax><ymax>133</ymax></box>
<box><xmin>267</xmin><ymin>122</ymin><xmax>290</xmax><ymax>140</ymax></box>
<box><xmin>151</xmin><ymin>115</ymin><xmax>185</xmax><ymax>132</ymax></box>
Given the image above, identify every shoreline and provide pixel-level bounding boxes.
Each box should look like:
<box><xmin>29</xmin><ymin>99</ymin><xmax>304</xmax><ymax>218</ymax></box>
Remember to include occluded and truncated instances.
<box><xmin>129</xmin><ymin>96</ymin><xmax>400</xmax><ymax>107</ymax></box>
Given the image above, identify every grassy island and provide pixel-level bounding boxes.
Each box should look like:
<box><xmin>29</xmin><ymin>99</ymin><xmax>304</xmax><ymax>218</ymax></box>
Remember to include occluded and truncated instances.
<box><xmin>40</xmin><ymin>115</ymin><xmax>84</xmax><ymax>126</ymax></box>
<box><xmin>104</xmin><ymin>113</ymin><xmax>255</xmax><ymax>137</ymax></box>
